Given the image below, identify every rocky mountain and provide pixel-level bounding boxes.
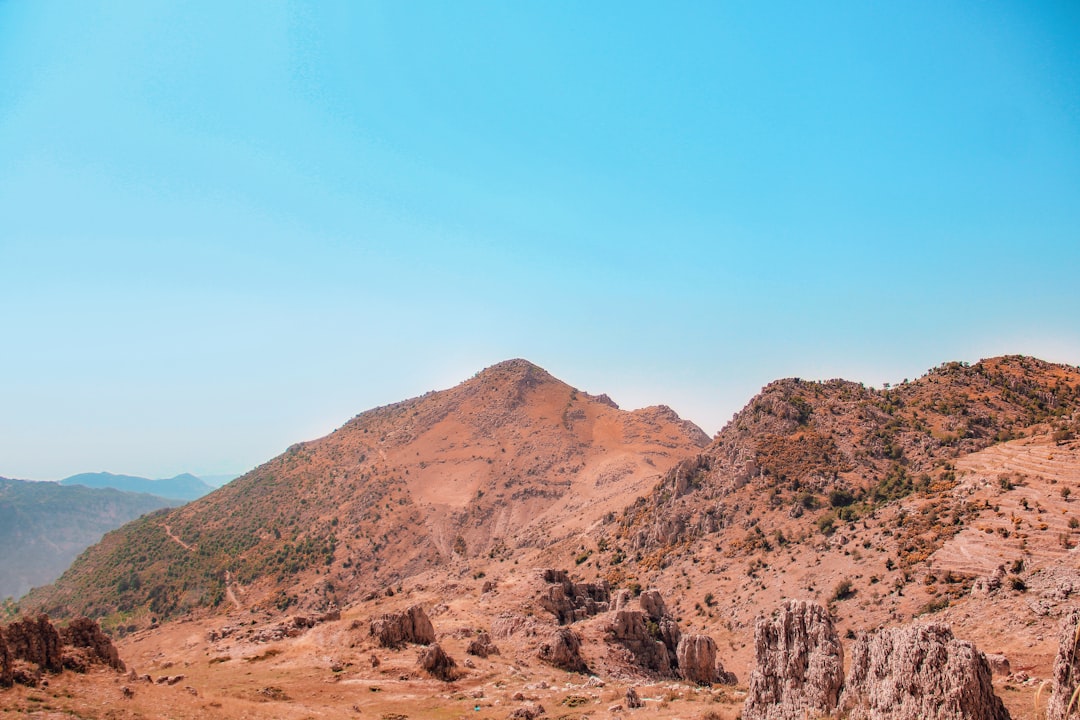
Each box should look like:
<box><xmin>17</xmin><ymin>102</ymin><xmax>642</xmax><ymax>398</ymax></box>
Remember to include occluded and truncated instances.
<box><xmin>0</xmin><ymin>479</ymin><xmax>175</xmax><ymax>601</ymax></box>
<box><xmin>25</xmin><ymin>359</ymin><xmax>709</xmax><ymax>622</ymax></box>
<box><xmin>11</xmin><ymin>354</ymin><xmax>1080</xmax><ymax>720</ymax></box>
<box><xmin>59</xmin><ymin>472</ymin><xmax>215</xmax><ymax>502</ymax></box>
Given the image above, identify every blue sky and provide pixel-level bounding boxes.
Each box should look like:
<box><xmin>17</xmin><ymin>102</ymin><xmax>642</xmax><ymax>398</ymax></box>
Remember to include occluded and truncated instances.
<box><xmin>2</xmin><ymin>1</ymin><xmax>1078</xmax><ymax>480</ymax></box>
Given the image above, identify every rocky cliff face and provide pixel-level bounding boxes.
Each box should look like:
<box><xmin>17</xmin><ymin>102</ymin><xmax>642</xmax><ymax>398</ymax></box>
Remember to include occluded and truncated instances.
<box><xmin>744</xmin><ymin>601</ymin><xmax>1011</xmax><ymax>720</ymax></box>
<box><xmin>743</xmin><ymin>600</ymin><xmax>845</xmax><ymax>720</ymax></box>
<box><xmin>840</xmin><ymin>623</ymin><xmax>1010</xmax><ymax>720</ymax></box>
<box><xmin>1048</xmin><ymin>608</ymin><xmax>1080</xmax><ymax>720</ymax></box>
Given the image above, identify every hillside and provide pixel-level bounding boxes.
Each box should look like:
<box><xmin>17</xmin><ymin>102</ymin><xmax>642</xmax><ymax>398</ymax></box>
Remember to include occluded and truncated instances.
<box><xmin>9</xmin><ymin>355</ymin><xmax>1080</xmax><ymax>720</ymax></box>
<box><xmin>0</xmin><ymin>479</ymin><xmax>175</xmax><ymax>601</ymax></box>
<box><xmin>25</xmin><ymin>359</ymin><xmax>709</xmax><ymax>624</ymax></box>
<box><xmin>60</xmin><ymin>472</ymin><xmax>215</xmax><ymax>502</ymax></box>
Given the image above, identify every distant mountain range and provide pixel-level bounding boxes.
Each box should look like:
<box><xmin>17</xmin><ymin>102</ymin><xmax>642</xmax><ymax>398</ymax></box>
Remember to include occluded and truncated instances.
<box><xmin>0</xmin><ymin>477</ymin><xmax>177</xmax><ymax>600</ymax></box>
<box><xmin>59</xmin><ymin>471</ymin><xmax>217</xmax><ymax>501</ymax></box>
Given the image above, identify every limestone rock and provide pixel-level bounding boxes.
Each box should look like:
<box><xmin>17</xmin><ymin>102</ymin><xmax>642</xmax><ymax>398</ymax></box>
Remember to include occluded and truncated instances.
<box><xmin>676</xmin><ymin>633</ymin><xmax>735</xmax><ymax>685</ymax></box>
<box><xmin>743</xmin><ymin>600</ymin><xmax>844</xmax><ymax>720</ymax></box>
<box><xmin>985</xmin><ymin>653</ymin><xmax>1011</xmax><ymax>677</ymax></box>
<box><xmin>536</xmin><ymin>628</ymin><xmax>588</xmax><ymax>673</ymax></box>
<box><xmin>370</xmin><ymin>605</ymin><xmax>435</xmax><ymax>648</ymax></box>
<box><xmin>3</xmin><ymin>615</ymin><xmax>63</xmax><ymax>673</ymax></box>
<box><xmin>1048</xmin><ymin>608</ymin><xmax>1080</xmax><ymax>720</ymax></box>
<box><xmin>417</xmin><ymin>643</ymin><xmax>458</xmax><ymax>682</ymax></box>
<box><xmin>61</xmin><ymin>617</ymin><xmax>124</xmax><ymax>671</ymax></box>
<box><xmin>508</xmin><ymin>704</ymin><xmax>546</xmax><ymax>719</ymax></box>
<box><xmin>537</xmin><ymin>570</ymin><xmax>610</xmax><ymax>624</ymax></box>
<box><xmin>605</xmin><ymin>610</ymin><xmax>672</xmax><ymax>675</ymax></box>
<box><xmin>840</xmin><ymin>623</ymin><xmax>1010</xmax><ymax>720</ymax></box>
<box><xmin>466</xmin><ymin>632</ymin><xmax>500</xmax><ymax>658</ymax></box>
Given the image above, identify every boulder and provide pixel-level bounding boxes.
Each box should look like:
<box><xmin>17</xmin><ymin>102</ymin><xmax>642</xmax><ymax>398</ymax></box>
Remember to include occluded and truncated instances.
<box><xmin>61</xmin><ymin>617</ymin><xmax>124</xmax><ymax>671</ymax></box>
<box><xmin>1048</xmin><ymin>608</ymin><xmax>1080</xmax><ymax>720</ymax></box>
<box><xmin>537</xmin><ymin>569</ymin><xmax>610</xmax><ymax>624</ymax></box>
<box><xmin>3</xmin><ymin>615</ymin><xmax>63</xmax><ymax>673</ymax></box>
<box><xmin>840</xmin><ymin>623</ymin><xmax>1010</xmax><ymax>720</ymax></box>
<box><xmin>743</xmin><ymin>600</ymin><xmax>844</xmax><ymax>720</ymax></box>
<box><xmin>417</xmin><ymin>643</ymin><xmax>458</xmax><ymax>682</ymax></box>
<box><xmin>536</xmin><ymin>628</ymin><xmax>588</xmax><ymax>673</ymax></box>
<box><xmin>676</xmin><ymin>633</ymin><xmax>735</xmax><ymax>685</ymax></box>
<box><xmin>625</xmin><ymin>686</ymin><xmax>644</xmax><ymax>708</ymax></box>
<box><xmin>605</xmin><ymin>609</ymin><xmax>672</xmax><ymax>675</ymax></box>
<box><xmin>466</xmin><ymin>632</ymin><xmax>500</xmax><ymax>658</ymax></box>
<box><xmin>507</xmin><ymin>704</ymin><xmax>546</xmax><ymax>719</ymax></box>
<box><xmin>370</xmin><ymin>605</ymin><xmax>436</xmax><ymax>648</ymax></box>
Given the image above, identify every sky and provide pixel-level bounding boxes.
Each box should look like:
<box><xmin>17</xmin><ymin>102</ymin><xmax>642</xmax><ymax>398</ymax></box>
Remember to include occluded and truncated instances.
<box><xmin>2</xmin><ymin>1</ymin><xmax>1079</xmax><ymax>481</ymax></box>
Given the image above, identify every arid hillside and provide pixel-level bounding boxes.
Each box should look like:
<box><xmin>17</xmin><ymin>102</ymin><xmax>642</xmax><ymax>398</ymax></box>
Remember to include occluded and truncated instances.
<box><xmin>24</xmin><ymin>359</ymin><xmax>708</xmax><ymax>626</ymax></box>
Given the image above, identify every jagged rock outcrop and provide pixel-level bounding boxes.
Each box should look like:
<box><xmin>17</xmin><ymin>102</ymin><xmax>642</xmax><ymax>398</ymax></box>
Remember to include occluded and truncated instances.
<box><xmin>508</xmin><ymin>704</ymin><xmax>546</xmax><ymax>719</ymax></box>
<box><xmin>1048</xmin><ymin>608</ymin><xmax>1080</xmax><ymax>720</ymax></box>
<box><xmin>466</xmin><ymin>632</ymin><xmax>500</xmax><ymax>658</ymax></box>
<box><xmin>417</xmin><ymin>642</ymin><xmax>458</xmax><ymax>682</ymax></box>
<box><xmin>0</xmin><ymin>628</ymin><xmax>11</xmax><ymax>688</ymax></box>
<box><xmin>840</xmin><ymin>623</ymin><xmax>1010</xmax><ymax>720</ymax></box>
<box><xmin>4</xmin><ymin>615</ymin><xmax>63</xmax><ymax>674</ymax></box>
<box><xmin>606</xmin><ymin>610</ymin><xmax>673</xmax><ymax>675</ymax></box>
<box><xmin>625</xmin><ymin>686</ymin><xmax>643</xmax><ymax>708</ymax></box>
<box><xmin>369</xmin><ymin>605</ymin><xmax>436</xmax><ymax>648</ymax></box>
<box><xmin>61</xmin><ymin>617</ymin><xmax>124</xmax><ymax>671</ymax></box>
<box><xmin>605</xmin><ymin>588</ymin><xmax>683</xmax><ymax>677</ymax></box>
<box><xmin>537</xmin><ymin>570</ymin><xmax>610</xmax><ymax>624</ymax></box>
<box><xmin>971</xmin><ymin>566</ymin><xmax>1006</xmax><ymax>597</ymax></box>
<box><xmin>743</xmin><ymin>600</ymin><xmax>844</xmax><ymax>720</ymax></box>
<box><xmin>676</xmin><ymin>634</ymin><xmax>736</xmax><ymax>685</ymax></box>
<box><xmin>536</xmin><ymin>628</ymin><xmax>588</xmax><ymax>673</ymax></box>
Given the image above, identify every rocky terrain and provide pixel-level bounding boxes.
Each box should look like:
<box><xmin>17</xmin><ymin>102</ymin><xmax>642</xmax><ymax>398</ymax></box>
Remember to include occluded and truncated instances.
<box><xmin>4</xmin><ymin>355</ymin><xmax>1080</xmax><ymax>719</ymax></box>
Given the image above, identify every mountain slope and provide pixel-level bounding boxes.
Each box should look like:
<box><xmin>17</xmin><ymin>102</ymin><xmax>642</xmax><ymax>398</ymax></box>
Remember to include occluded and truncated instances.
<box><xmin>0</xmin><ymin>478</ymin><xmax>175</xmax><ymax>600</ymax></box>
<box><xmin>26</xmin><ymin>359</ymin><xmax>708</xmax><ymax>623</ymax></box>
<box><xmin>60</xmin><ymin>472</ymin><xmax>214</xmax><ymax>501</ymax></box>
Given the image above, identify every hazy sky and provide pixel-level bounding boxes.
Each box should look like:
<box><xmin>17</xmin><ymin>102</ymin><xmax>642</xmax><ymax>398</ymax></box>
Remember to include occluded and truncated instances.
<box><xmin>2</xmin><ymin>2</ymin><xmax>1078</xmax><ymax>480</ymax></box>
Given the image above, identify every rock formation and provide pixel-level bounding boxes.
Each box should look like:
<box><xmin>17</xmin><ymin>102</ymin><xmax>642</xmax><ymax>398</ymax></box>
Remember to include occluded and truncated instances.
<box><xmin>4</xmin><ymin>615</ymin><xmax>63</xmax><ymax>674</ymax></box>
<box><xmin>536</xmin><ymin>628</ymin><xmax>588</xmax><ymax>673</ymax></box>
<box><xmin>743</xmin><ymin>600</ymin><xmax>844</xmax><ymax>720</ymax></box>
<box><xmin>417</xmin><ymin>642</ymin><xmax>458</xmax><ymax>682</ymax></box>
<box><xmin>606</xmin><ymin>609</ymin><xmax>672</xmax><ymax>674</ymax></box>
<box><xmin>840</xmin><ymin>623</ymin><xmax>1010</xmax><ymax>720</ymax></box>
<box><xmin>1048</xmin><ymin>608</ymin><xmax>1080</xmax><ymax>720</ymax></box>
<box><xmin>625</xmin><ymin>686</ymin><xmax>643</xmax><ymax>708</ymax></box>
<box><xmin>369</xmin><ymin>605</ymin><xmax>436</xmax><ymax>648</ymax></box>
<box><xmin>0</xmin><ymin>628</ymin><xmax>10</xmax><ymax>688</ymax></box>
<box><xmin>537</xmin><ymin>570</ymin><xmax>610</xmax><ymax>624</ymax></box>
<box><xmin>466</xmin><ymin>632</ymin><xmax>500</xmax><ymax>658</ymax></box>
<box><xmin>61</xmin><ymin>617</ymin><xmax>124</xmax><ymax>671</ymax></box>
<box><xmin>604</xmin><ymin>588</ymin><xmax>685</xmax><ymax>677</ymax></box>
<box><xmin>676</xmin><ymin>634</ymin><xmax>736</xmax><ymax>685</ymax></box>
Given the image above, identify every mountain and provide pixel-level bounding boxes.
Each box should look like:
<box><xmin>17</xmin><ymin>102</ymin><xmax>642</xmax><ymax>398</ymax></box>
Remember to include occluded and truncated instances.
<box><xmin>0</xmin><ymin>478</ymin><xmax>176</xmax><ymax>600</ymax></box>
<box><xmin>11</xmin><ymin>355</ymin><xmax>1080</xmax><ymax>720</ymax></box>
<box><xmin>26</xmin><ymin>359</ymin><xmax>709</xmax><ymax>621</ymax></box>
<box><xmin>59</xmin><ymin>471</ymin><xmax>215</xmax><ymax>501</ymax></box>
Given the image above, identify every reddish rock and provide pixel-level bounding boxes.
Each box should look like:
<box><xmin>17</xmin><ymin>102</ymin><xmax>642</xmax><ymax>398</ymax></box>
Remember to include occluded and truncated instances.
<box><xmin>417</xmin><ymin>642</ymin><xmax>459</xmax><ymax>682</ymax></box>
<box><xmin>4</xmin><ymin>615</ymin><xmax>62</xmax><ymax>673</ymax></box>
<box><xmin>466</xmin><ymin>632</ymin><xmax>500</xmax><ymax>658</ymax></box>
<box><xmin>369</xmin><ymin>605</ymin><xmax>436</xmax><ymax>648</ymax></box>
<box><xmin>0</xmin><ymin>629</ymin><xmax>10</xmax><ymax>687</ymax></box>
<box><xmin>625</xmin><ymin>686</ymin><xmax>644</xmax><ymax>708</ymax></box>
<box><xmin>61</xmin><ymin>616</ymin><xmax>124</xmax><ymax>671</ymax></box>
<box><xmin>536</xmin><ymin>628</ymin><xmax>588</xmax><ymax>673</ymax></box>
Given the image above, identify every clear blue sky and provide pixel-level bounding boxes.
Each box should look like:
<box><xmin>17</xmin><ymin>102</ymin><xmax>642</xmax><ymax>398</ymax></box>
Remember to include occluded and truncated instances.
<box><xmin>2</xmin><ymin>1</ymin><xmax>1078</xmax><ymax>480</ymax></box>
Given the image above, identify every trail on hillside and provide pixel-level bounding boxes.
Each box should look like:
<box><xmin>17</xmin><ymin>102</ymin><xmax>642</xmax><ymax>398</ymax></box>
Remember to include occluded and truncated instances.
<box><xmin>161</xmin><ymin>523</ymin><xmax>194</xmax><ymax>552</ymax></box>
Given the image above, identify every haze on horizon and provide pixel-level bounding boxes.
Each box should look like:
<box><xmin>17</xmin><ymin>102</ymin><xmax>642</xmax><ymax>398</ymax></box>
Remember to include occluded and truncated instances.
<box><xmin>1</xmin><ymin>1</ymin><xmax>1078</xmax><ymax>481</ymax></box>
